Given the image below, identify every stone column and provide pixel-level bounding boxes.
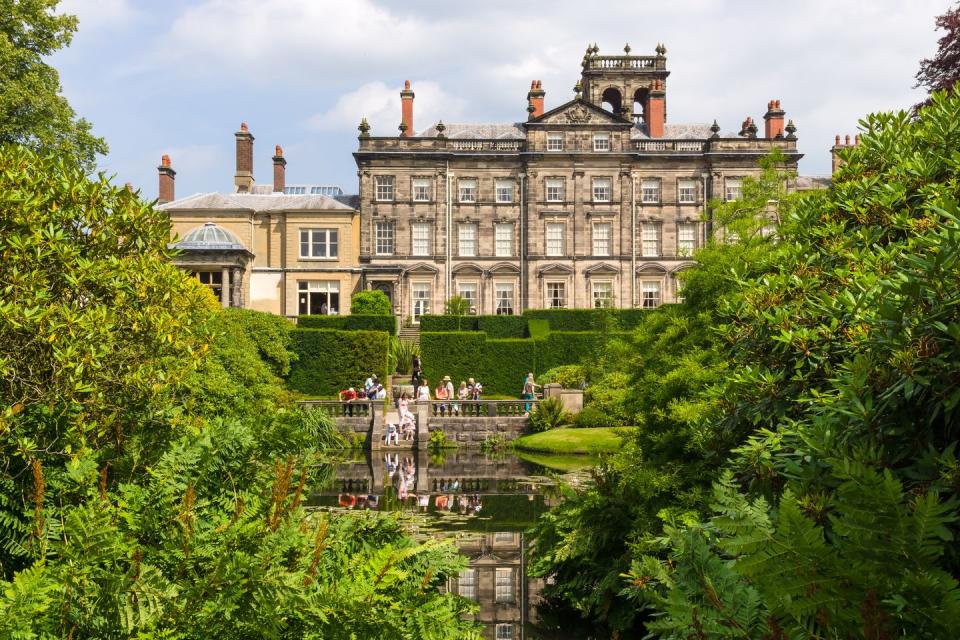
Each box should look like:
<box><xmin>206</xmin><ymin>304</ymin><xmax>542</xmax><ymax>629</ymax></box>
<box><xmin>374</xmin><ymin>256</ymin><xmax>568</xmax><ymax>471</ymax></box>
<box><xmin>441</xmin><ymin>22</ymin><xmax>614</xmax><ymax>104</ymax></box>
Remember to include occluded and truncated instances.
<box><xmin>220</xmin><ymin>266</ymin><xmax>230</xmax><ymax>307</ymax></box>
<box><xmin>231</xmin><ymin>267</ymin><xmax>243</xmax><ymax>308</ymax></box>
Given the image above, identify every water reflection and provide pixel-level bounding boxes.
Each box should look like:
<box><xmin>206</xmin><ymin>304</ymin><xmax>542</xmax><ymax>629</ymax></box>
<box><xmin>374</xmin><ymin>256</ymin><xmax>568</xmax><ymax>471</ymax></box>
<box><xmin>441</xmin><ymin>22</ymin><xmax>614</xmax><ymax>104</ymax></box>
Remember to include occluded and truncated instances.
<box><xmin>309</xmin><ymin>449</ymin><xmax>590</xmax><ymax>639</ymax></box>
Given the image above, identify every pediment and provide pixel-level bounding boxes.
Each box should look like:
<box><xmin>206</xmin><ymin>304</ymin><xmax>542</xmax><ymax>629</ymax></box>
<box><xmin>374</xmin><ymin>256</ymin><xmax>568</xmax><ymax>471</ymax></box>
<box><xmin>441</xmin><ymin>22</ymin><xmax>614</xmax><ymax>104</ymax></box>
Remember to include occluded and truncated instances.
<box><xmin>404</xmin><ymin>262</ymin><xmax>440</xmax><ymax>275</ymax></box>
<box><xmin>489</xmin><ymin>262</ymin><xmax>521</xmax><ymax>275</ymax></box>
<box><xmin>451</xmin><ymin>262</ymin><xmax>484</xmax><ymax>275</ymax></box>
<box><xmin>584</xmin><ymin>263</ymin><xmax>620</xmax><ymax>276</ymax></box>
<box><xmin>635</xmin><ymin>263</ymin><xmax>667</xmax><ymax>274</ymax></box>
<box><xmin>530</xmin><ymin>99</ymin><xmax>632</xmax><ymax>126</ymax></box>
<box><xmin>538</xmin><ymin>263</ymin><xmax>574</xmax><ymax>276</ymax></box>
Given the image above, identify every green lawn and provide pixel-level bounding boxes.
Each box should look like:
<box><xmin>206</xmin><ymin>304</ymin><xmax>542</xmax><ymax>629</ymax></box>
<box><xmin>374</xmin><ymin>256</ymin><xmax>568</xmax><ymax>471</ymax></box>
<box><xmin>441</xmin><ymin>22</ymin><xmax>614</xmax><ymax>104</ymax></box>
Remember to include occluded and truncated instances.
<box><xmin>512</xmin><ymin>427</ymin><xmax>636</xmax><ymax>455</ymax></box>
<box><xmin>513</xmin><ymin>450</ymin><xmax>601</xmax><ymax>473</ymax></box>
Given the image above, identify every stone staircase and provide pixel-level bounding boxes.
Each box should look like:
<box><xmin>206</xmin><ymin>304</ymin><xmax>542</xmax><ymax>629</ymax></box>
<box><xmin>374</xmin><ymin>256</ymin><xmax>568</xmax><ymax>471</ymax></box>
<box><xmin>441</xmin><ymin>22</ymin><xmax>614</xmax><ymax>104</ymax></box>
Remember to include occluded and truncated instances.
<box><xmin>398</xmin><ymin>325</ymin><xmax>420</xmax><ymax>344</ymax></box>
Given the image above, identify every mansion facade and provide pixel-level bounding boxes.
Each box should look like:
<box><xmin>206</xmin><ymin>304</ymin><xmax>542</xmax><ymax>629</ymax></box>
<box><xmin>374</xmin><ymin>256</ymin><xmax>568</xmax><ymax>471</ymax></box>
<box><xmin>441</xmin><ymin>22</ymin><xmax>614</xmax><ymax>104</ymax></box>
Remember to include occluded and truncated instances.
<box><xmin>159</xmin><ymin>44</ymin><xmax>803</xmax><ymax>321</ymax></box>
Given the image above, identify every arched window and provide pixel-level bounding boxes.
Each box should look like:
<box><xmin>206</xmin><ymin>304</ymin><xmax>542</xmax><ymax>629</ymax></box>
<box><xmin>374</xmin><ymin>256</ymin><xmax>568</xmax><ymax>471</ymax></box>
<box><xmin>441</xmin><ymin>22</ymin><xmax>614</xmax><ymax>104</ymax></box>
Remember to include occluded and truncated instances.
<box><xmin>601</xmin><ymin>87</ymin><xmax>622</xmax><ymax>115</ymax></box>
<box><xmin>633</xmin><ymin>88</ymin><xmax>650</xmax><ymax>126</ymax></box>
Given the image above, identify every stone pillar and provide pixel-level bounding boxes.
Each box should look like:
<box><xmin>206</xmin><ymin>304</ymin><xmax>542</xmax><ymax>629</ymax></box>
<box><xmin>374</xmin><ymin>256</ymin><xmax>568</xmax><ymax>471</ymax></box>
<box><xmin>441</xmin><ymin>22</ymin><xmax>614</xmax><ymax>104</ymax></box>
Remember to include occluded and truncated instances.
<box><xmin>416</xmin><ymin>402</ymin><xmax>430</xmax><ymax>450</ymax></box>
<box><xmin>230</xmin><ymin>267</ymin><xmax>243</xmax><ymax>308</ymax></box>
<box><xmin>220</xmin><ymin>267</ymin><xmax>230</xmax><ymax>307</ymax></box>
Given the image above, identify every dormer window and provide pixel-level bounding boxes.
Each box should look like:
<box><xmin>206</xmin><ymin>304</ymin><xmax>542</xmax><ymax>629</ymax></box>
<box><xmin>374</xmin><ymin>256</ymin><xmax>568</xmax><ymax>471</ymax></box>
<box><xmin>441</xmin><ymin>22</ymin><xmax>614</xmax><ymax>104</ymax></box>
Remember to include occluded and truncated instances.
<box><xmin>593</xmin><ymin>133</ymin><xmax>610</xmax><ymax>152</ymax></box>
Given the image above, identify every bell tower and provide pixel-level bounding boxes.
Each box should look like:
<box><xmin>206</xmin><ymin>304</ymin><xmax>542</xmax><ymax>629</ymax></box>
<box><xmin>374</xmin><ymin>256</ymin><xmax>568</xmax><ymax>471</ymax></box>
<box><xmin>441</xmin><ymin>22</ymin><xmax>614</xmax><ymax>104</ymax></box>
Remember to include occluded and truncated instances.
<box><xmin>580</xmin><ymin>42</ymin><xmax>670</xmax><ymax>137</ymax></box>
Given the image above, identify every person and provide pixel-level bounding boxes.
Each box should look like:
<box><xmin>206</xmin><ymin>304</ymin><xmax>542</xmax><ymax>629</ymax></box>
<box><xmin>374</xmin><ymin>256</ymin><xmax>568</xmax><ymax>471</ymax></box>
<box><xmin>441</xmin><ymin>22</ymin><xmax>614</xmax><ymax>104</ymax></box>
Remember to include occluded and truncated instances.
<box><xmin>522</xmin><ymin>372</ymin><xmax>541</xmax><ymax>415</ymax></box>
<box><xmin>398</xmin><ymin>392</ymin><xmax>412</xmax><ymax>421</ymax></box>
<box><xmin>400</xmin><ymin>413</ymin><xmax>416</xmax><ymax>441</ymax></box>
<box><xmin>338</xmin><ymin>386</ymin><xmax>357</xmax><ymax>416</ymax></box>
<box><xmin>385</xmin><ymin>421</ymin><xmax>399</xmax><ymax>446</ymax></box>
<box><xmin>434</xmin><ymin>379</ymin><xmax>449</xmax><ymax>415</ymax></box>
<box><xmin>443</xmin><ymin>376</ymin><xmax>455</xmax><ymax>414</ymax></box>
<box><xmin>471</xmin><ymin>379</ymin><xmax>483</xmax><ymax>401</ymax></box>
<box><xmin>417</xmin><ymin>379</ymin><xmax>430</xmax><ymax>403</ymax></box>
<box><xmin>411</xmin><ymin>354</ymin><xmax>422</xmax><ymax>386</ymax></box>
<box><xmin>457</xmin><ymin>381</ymin><xmax>468</xmax><ymax>415</ymax></box>
<box><xmin>364</xmin><ymin>374</ymin><xmax>376</xmax><ymax>395</ymax></box>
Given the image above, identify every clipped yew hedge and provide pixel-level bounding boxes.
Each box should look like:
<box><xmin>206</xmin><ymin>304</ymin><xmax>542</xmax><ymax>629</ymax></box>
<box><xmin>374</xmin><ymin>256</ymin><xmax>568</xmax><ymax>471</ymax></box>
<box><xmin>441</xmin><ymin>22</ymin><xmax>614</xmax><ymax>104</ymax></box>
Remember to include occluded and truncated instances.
<box><xmin>419</xmin><ymin>329</ymin><xmax>628</xmax><ymax>396</ymax></box>
<box><xmin>522</xmin><ymin>308</ymin><xmax>647</xmax><ymax>331</ymax></box>
<box><xmin>418</xmin><ymin>314</ymin><xmax>528</xmax><ymax>338</ymax></box>
<box><xmin>287</xmin><ymin>328</ymin><xmax>389</xmax><ymax>396</ymax></box>
<box><xmin>296</xmin><ymin>314</ymin><xmax>397</xmax><ymax>334</ymax></box>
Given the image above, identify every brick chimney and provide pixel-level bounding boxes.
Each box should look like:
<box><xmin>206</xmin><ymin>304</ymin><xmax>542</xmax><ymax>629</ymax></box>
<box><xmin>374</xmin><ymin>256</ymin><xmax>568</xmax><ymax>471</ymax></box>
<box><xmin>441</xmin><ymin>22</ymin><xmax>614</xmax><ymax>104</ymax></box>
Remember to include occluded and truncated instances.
<box><xmin>400</xmin><ymin>80</ymin><xmax>415</xmax><ymax>137</ymax></box>
<box><xmin>527</xmin><ymin>80</ymin><xmax>545</xmax><ymax>120</ymax></box>
<box><xmin>645</xmin><ymin>79</ymin><xmax>666</xmax><ymax>138</ymax></box>
<box><xmin>158</xmin><ymin>154</ymin><xmax>175</xmax><ymax>204</ymax></box>
<box><xmin>234</xmin><ymin>122</ymin><xmax>254</xmax><ymax>193</ymax></box>
<box><xmin>764</xmin><ymin>99</ymin><xmax>786</xmax><ymax>138</ymax></box>
<box><xmin>831</xmin><ymin>132</ymin><xmax>859</xmax><ymax>175</ymax></box>
<box><xmin>272</xmin><ymin>144</ymin><xmax>286</xmax><ymax>193</ymax></box>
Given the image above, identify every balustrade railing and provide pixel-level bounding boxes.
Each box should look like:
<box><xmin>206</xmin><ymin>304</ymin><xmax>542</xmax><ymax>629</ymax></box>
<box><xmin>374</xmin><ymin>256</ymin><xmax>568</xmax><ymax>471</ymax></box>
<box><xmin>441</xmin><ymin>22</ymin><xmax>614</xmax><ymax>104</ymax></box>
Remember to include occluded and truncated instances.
<box><xmin>428</xmin><ymin>400</ymin><xmax>537</xmax><ymax>418</ymax></box>
<box><xmin>633</xmin><ymin>140</ymin><xmax>706</xmax><ymax>152</ymax></box>
<box><xmin>300</xmin><ymin>400</ymin><xmax>373</xmax><ymax>418</ymax></box>
<box><xmin>585</xmin><ymin>55</ymin><xmax>663</xmax><ymax>70</ymax></box>
<box><xmin>450</xmin><ymin>140</ymin><xmax>523</xmax><ymax>152</ymax></box>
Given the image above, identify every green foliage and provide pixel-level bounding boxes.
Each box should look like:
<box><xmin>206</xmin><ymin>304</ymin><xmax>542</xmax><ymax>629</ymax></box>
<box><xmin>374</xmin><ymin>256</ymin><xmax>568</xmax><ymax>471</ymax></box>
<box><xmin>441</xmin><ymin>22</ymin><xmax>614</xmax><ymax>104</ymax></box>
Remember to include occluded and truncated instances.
<box><xmin>444</xmin><ymin>295</ymin><xmax>471</xmax><ymax>316</ymax></box>
<box><xmin>388</xmin><ymin>337</ymin><xmax>421</xmax><ymax>375</ymax></box>
<box><xmin>0</xmin><ymin>1</ymin><xmax>108</xmax><ymax>170</ymax></box>
<box><xmin>539</xmin><ymin>365</ymin><xmax>586</xmax><ymax>389</ymax></box>
<box><xmin>479</xmin><ymin>433</ymin><xmax>509</xmax><ymax>455</ymax></box>
<box><xmin>428</xmin><ymin>429</ymin><xmax>456</xmax><ymax>451</ymax></box>
<box><xmin>418</xmin><ymin>314</ymin><xmax>529</xmax><ymax>337</ymax></box>
<box><xmin>523</xmin><ymin>308</ymin><xmax>647</xmax><ymax>331</ymax></box>
<box><xmin>297</xmin><ymin>313</ymin><xmax>397</xmax><ymax>334</ymax></box>
<box><xmin>287</xmin><ymin>329</ymin><xmax>389</xmax><ymax>396</ymax></box>
<box><xmin>350</xmin><ymin>290</ymin><xmax>392</xmax><ymax>315</ymax></box>
<box><xmin>528</xmin><ymin>397</ymin><xmax>573</xmax><ymax>432</ymax></box>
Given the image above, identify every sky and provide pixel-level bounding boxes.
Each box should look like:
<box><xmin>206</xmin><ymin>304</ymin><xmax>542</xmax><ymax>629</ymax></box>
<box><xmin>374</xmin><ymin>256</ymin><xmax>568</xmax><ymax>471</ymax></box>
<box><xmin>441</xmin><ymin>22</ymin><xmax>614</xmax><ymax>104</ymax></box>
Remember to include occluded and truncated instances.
<box><xmin>53</xmin><ymin>0</ymin><xmax>952</xmax><ymax>200</ymax></box>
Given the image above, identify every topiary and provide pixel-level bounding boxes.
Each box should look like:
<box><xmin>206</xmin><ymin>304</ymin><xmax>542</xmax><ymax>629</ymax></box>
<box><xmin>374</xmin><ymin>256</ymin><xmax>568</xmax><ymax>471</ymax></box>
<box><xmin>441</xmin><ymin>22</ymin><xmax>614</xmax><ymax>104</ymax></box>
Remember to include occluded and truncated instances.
<box><xmin>350</xmin><ymin>290</ymin><xmax>391</xmax><ymax>315</ymax></box>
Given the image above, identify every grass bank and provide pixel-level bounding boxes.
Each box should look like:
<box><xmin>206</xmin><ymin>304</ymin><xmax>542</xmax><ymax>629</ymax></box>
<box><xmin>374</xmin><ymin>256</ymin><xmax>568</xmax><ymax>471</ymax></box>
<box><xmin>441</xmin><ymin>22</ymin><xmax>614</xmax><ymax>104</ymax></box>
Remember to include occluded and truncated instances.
<box><xmin>512</xmin><ymin>427</ymin><xmax>636</xmax><ymax>455</ymax></box>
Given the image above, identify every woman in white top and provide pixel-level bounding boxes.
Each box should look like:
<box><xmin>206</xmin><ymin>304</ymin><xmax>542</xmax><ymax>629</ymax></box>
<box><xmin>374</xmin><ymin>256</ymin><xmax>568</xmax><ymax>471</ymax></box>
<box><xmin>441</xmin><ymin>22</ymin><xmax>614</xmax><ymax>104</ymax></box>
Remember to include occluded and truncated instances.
<box><xmin>416</xmin><ymin>379</ymin><xmax>431</xmax><ymax>402</ymax></box>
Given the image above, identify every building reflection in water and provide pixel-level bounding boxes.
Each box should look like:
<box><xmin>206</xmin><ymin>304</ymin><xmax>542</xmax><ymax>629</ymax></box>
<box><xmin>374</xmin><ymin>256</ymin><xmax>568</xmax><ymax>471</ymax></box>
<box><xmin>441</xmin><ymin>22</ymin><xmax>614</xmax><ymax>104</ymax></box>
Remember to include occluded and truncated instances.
<box><xmin>309</xmin><ymin>449</ymin><xmax>565</xmax><ymax>639</ymax></box>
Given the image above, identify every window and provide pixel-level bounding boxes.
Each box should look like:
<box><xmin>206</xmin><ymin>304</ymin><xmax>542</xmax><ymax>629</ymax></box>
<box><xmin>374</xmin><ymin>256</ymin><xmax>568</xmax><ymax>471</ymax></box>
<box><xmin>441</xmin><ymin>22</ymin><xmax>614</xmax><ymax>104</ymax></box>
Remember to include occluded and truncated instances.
<box><xmin>641</xmin><ymin>280</ymin><xmax>661</xmax><ymax>308</ymax></box>
<box><xmin>299</xmin><ymin>228</ymin><xmax>338</xmax><ymax>259</ymax></box>
<box><xmin>458</xmin><ymin>223</ymin><xmax>477</xmax><ymax>257</ymax></box>
<box><xmin>678</xmin><ymin>179</ymin><xmax>697</xmax><ymax>203</ymax></box>
<box><xmin>284</xmin><ymin>186</ymin><xmax>306</xmax><ymax>194</ymax></box>
<box><xmin>374</xmin><ymin>175</ymin><xmax>394</xmax><ymax>201</ymax></box>
<box><xmin>411</xmin><ymin>222</ymin><xmax>430</xmax><ymax>256</ymax></box>
<box><xmin>495</xmin><ymin>624</ymin><xmax>514</xmax><ymax>640</ymax></box>
<box><xmin>592</xmin><ymin>223</ymin><xmax>612</xmax><ymax>256</ymax></box>
<box><xmin>495</xmin><ymin>224</ymin><xmax>513</xmax><ymax>257</ymax></box>
<box><xmin>456</xmin><ymin>569</ymin><xmax>477</xmax><ymax>601</ymax></box>
<box><xmin>375</xmin><ymin>221</ymin><xmax>395</xmax><ymax>255</ymax></box>
<box><xmin>412</xmin><ymin>177</ymin><xmax>431</xmax><ymax>202</ymax></box>
<box><xmin>592</xmin><ymin>177</ymin><xmax>612</xmax><ymax>202</ymax></box>
<box><xmin>677</xmin><ymin>222</ymin><xmax>697</xmax><ymax>256</ymax></box>
<box><xmin>593</xmin><ymin>281</ymin><xmax>613</xmax><ymax>308</ymax></box>
<box><xmin>593</xmin><ymin>133</ymin><xmax>610</xmax><ymax>151</ymax></box>
<box><xmin>545</xmin><ymin>178</ymin><xmax>565</xmax><ymax>202</ymax></box>
<box><xmin>495</xmin><ymin>568</ymin><xmax>515</xmax><ymax>603</ymax></box>
<box><xmin>547</xmin><ymin>282</ymin><xmax>566</xmax><ymax>309</ymax></box>
<box><xmin>458</xmin><ymin>178</ymin><xmax>477</xmax><ymax>203</ymax></box>
<box><xmin>641</xmin><ymin>178</ymin><xmax>660</xmax><ymax>204</ymax></box>
<box><xmin>195</xmin><ymin>271</ymin><xmax>224</xmax><ymax>301</ymax></box>
<box><xmin>495</xmin><ymin>179</ymin><xmax>514</xmax><ymax>203</ymax></box>
<box><xmin>641</xmin><ymin>223</ymin><xmax>660</xmax><ymax>257</ymax></box>
<box><xmin>496</xmin><ymin>283</ymin><xmax>514</xmax><ymax>315</ymax></box>
<box><xmin>458</xmin><ymin>283</ymin><xmax>477</xmax><ymax>313</ymax></box>
<box><xmin>298</xmin><ymin>281</ymin><xmax>340</xmax><ymax>315</ymax></box>
<box><xmin>547</xmin><ymin>133</ymin><xmax>564</xmax><ymax>151</ymax></box>
<box><xmin>546</xmin><ymin>222</ymin><xmax>565</xmax><ymax>256</ymax></box>
<box><xmin>725</xmin><ymin>178</ymin><xmax>742</xmax><ymax>202</ymax></box>
<box><xmin>411</xmin><ymin>283</ymin><xmax>430</xmax><ymax>321</ymax></box>
<box><xmin>494</xmin><ymin>532</ymin><xmax>516</xmax><ymax>543</ymax></box>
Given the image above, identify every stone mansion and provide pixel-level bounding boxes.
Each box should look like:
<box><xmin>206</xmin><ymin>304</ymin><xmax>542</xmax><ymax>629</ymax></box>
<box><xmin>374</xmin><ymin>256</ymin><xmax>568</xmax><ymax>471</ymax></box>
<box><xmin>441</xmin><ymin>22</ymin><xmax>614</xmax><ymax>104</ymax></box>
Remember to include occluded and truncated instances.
<box><xmin>159</xmin><ymin>44</ymin><xmax>804</xmax><ymax>320</ymax></box>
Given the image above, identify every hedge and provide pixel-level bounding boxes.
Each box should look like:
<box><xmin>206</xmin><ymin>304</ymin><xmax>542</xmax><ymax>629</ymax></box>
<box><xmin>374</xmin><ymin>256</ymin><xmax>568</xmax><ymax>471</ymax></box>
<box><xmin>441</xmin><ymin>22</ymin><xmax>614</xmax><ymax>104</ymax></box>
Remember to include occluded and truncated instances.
<box><xmin>296</xmin><ymin>314</ymin><xmax>397</xmax><ymax>334</ymax></box>
<box><xmin>287</xmin><ymin>328</ymin><xmax>389</xmax><ymax>396</ymax></box>
<box><xmin>418</xmin><ymin>315</ymin><xmax>528</xmax><ymax>338</ymax></box>
<box><xmin>419</xmin><ymin>329</ymin><xmax>629</xmax><ymax>396</ymax></box>
<box><xmin>522</xmin><ymin>308</ymin><xmax>648</xmax><ymax>331</ymax></box>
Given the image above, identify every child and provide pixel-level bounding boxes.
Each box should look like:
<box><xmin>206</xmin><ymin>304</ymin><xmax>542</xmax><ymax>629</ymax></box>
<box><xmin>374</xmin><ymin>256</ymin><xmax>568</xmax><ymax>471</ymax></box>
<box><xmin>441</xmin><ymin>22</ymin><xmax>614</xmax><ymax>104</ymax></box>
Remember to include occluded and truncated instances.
<box><xmin>385</xmin><ymin>422</ymin><xmax>399</xmax><ymax>446</ymax></box>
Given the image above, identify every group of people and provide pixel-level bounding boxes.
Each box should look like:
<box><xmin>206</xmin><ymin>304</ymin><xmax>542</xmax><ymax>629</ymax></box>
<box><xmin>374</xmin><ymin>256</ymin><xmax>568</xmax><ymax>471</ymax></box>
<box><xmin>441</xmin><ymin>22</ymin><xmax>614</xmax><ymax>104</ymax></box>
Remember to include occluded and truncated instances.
<box><xmin>338</xmin><ymin>374</ymin><xmax>387</xmax><ymax>406</ymax></box>
<box><xmin>409</xmin><ymin>375</ymin><xmax>484</xmax><ymax>416</ymax></box>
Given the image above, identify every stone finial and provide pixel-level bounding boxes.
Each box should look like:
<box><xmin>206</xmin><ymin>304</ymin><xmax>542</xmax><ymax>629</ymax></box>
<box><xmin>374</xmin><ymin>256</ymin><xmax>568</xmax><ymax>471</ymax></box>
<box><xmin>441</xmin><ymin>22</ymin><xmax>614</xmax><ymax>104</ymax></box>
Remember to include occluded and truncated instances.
<box><xmin>436</xmin><ymin>120</ymin><xmax>446</xmax><ymax>138</ymax></box>
<box><xmin>399</xmin><ymin>122</ymin><xmax>409</xmax><ymax>135</ymax></box>
<box><xmin>785</xmin><ymin>119</ymin><xmax>797</xmax><ymax>140</ymax></box>
<box><xmin>624</xmin><ymin>42</ymin><xmax>631</xmax><ymax>54</ymax></box>
<box><xmin>747</xmin><ymin>120</ymin><xmax>758</xmax><ymax>138</ymax></box>
<box><xmin>710</xmin><ymin>120</ymin><xmax>721</xmax><ymax>139</ymax></box>
<box><xmin>655</xmin><ymin>42</ymin><xmax>667</xmax><ymax>56</ymax></box>
<box><xmin>358</xmin><ymin>117</ymin><xmax>371</xmax><ymax>138</ymax></box>
<box><xmin>574</xmin><ymin>80</ymin><xmax>583</xmax><ymax>99</ymax></box>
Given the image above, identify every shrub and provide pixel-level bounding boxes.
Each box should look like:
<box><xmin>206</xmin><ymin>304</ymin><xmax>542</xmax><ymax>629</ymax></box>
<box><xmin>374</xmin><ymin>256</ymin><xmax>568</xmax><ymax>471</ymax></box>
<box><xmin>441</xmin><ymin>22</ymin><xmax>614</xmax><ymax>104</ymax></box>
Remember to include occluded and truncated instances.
<box><xmin>350</xmin><ymin>290</ymin><xmax>391</xmax><ymax>315</ymax></box>
<box><xmin>523</xmin><ymin>308</ymin><xmax>647</xmax><ymax>331</ymax></box>
<box><xmin>528</xmin><ymin>397</ymin><xmax>572</xmax><ymax>432</ymax></box>
<box><xmin>539</xmin><ymin>365</ymin><xmax>587</xmax><ymax>389</ymax></box>
<box><xmin>388</xmin><ymin>337</ymin><xmax>420</xmax><ymax>375</ymax></box>
<box><xmin>444</xmin><ymin>295</ymin><xmax>471</xmax><ymax>316</ymax></box>
<box><xmin>419</xmin><ymin>332</ymin><xmax>486</xmax><ymax>390</ymax></box>
<box><xmin>428</xmin><ymin>429</ymin><xmax>456</xmax><ymax>451</ymax></box>
<box><xmin>572</xmin><ymin>404</ymin><xmax>622</xmax><ymax>429</ymax></box>
<box><xmin>419</xmin><ymin>315</ymin><xmax>477</xmax><ymax>332</ymax></box>
<box><xmin>287</xmin><ymin>329</ymin><xmax>389</xmax><ymax>396</ymax></box>
<box><xmin>418</xmin><ymin>315</ymin><xmax>528</xmax><ymax>337</ymax></box>
<box><xmin>297</xmin><ymin>314</ymin><xmax>397</xmax><ymax>334</ymax></box>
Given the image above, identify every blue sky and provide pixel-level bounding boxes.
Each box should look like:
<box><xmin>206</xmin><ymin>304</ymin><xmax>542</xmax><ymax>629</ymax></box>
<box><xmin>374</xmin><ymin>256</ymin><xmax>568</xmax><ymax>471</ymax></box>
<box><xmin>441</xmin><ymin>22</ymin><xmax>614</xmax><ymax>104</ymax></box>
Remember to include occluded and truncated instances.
<box><xmin>53</xmin><ymin>0</ymin><xmax>952</xmax><ymax>200</ymax></box>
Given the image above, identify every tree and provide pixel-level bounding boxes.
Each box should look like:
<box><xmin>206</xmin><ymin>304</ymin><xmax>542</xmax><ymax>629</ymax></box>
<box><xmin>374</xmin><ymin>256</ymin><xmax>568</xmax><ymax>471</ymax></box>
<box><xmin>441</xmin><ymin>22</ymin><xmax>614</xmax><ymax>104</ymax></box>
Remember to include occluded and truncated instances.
<box><xmin>444</xmin><ymin>295</ymin><xmax>470</xmax><ymax>316</ymax></box>
<box><xmin>350</xmin><ymin>290</ymin><xmax>392</xmax><ymax>315</ymax></box>
<box><xmin>632</xmin><ymin>90</ymin><xmax>960</xmax><ymax>639</ymax></box>
<box><xmin>916</xmin><ymin>2</ymin><xmax>960</xmax><ymax>108</ymax></box>
<box><xmin>0</xmin><ymin>0</ymin><xmax>107</xmax><ymax>170</ymax></box>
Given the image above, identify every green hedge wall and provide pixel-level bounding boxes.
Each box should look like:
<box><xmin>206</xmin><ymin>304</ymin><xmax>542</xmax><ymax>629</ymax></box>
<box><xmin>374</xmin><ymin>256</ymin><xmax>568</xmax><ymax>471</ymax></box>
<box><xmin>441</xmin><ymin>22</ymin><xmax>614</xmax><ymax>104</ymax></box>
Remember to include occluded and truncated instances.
<box><xmin>287</xmin><ymin>328</ymin><xmax>389</xmax><ymax>396</ymax></box>
<box><xmin>418</xmin><ymin>315</ymin><xmax>528</xmax><ymax>338</ymax></box>
<box><xmin>522</xmin><ymin>308</ymin><xmax>647</xmax><ymax>331</ymax></box>
<box><xmin>296</xmin><ymin>314</ymin><xmax>397</xmax><ymax>334</ymax></box>
<box><xmin>420</xmin><ymin>329</ymin><xmax>629</xmax><ymax>396</ymax></box>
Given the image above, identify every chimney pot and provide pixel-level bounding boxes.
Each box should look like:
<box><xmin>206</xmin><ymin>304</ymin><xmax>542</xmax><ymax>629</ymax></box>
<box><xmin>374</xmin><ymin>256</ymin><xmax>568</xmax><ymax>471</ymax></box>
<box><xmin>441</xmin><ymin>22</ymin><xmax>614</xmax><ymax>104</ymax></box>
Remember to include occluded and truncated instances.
<box><xmin>764</xmin><ymin>99</ymin><xmax>785</xmax><ymax>138</ymax></box>
<box><xmin>158</xmin><ymin>154</ymin><xmax>176</xmax><ymax>204</ymax></box>
<box><xmin>275</xmin><ymin>144</ymin><xmax>283</xmax><ymax>156</ymax></box>
<box><xmin>240</xmin><ymin>122</ymin><xmax>249</xmax><ymax>133</ymax></box>
<box><xmin>854</xmin><ymin>134</ymin><xmax>860</xmax><ymax>145</ymax></box>
<box><xmin>845</xmin><ymin>134</ymin><xmax>851</xmax><ymax>145</ymax></box>
<box><xmin>161</xmin><ymin>154</ymin><xmax>171</xmax><ymax>167</ymax></box>
<box><xmin>835</xmin><ymin>134</ymin><xmax>841</xmax><ymax>146</ymax></box>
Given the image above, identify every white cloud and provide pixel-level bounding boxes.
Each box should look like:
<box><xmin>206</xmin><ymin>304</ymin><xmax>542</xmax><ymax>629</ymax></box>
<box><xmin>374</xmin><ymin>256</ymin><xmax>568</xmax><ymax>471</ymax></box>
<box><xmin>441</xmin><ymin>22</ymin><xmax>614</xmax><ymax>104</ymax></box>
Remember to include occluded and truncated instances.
<box><xmin>308</xmin><ymin>81</ymin><xmax>467</xmax><ymax>136</ymax></box>
<box><xmin>60</xmin><ymin>0</ymin><xmax>140</xmax><ymax>32</ymax></box>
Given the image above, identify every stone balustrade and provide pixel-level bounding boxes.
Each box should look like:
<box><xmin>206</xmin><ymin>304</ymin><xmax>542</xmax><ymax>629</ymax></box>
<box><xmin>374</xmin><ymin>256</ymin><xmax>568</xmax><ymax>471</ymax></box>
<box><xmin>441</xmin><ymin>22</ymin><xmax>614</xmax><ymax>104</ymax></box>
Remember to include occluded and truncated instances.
<box><xmin>358</xmin><ymin>137</ymin><xmax>526</xmax><ymax>153</ymax></box>
<box><xmin>584</xmin><ymin>55</ymin><xmax>664</xmax><ymax>70</ymax></box>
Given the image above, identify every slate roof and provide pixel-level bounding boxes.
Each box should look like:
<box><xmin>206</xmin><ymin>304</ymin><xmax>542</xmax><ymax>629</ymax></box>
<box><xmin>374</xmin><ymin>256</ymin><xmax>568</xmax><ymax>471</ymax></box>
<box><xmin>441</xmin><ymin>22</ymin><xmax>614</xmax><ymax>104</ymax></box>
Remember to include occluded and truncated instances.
<box><xmin>788</xmin><ymin>176</ymin><xmax>832</xmax><ymax>191</ymax></box>
<box><xmin>415</xmin><ymin>123</ymin><xmax>525</xmax><ymax>139</ymax></box>
<box><xmin>630</xmin><ymin>123</ymin><xmax>736</xmax><ymax>139</ymax></box>
<box><xmin>159</xmin><ymin>192</ymin><xmax>355</xmax><ymax>212</ymax></box>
